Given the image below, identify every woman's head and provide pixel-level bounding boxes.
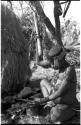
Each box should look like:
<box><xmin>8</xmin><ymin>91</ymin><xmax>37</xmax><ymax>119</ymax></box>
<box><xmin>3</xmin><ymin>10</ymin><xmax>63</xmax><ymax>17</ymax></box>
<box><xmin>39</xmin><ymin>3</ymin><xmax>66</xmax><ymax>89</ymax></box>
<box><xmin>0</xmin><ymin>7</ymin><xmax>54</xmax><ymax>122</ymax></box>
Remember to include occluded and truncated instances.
<box><xmin>48</xmin><ymin>44</ymin><xmax>66</xmax><ymax>70</ymax></box>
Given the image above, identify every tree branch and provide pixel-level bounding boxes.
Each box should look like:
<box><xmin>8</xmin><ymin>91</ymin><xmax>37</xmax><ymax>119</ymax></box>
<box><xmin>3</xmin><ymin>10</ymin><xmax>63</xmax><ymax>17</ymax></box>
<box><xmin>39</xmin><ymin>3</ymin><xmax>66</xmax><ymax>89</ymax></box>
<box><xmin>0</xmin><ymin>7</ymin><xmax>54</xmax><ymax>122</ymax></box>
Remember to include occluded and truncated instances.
<box><xmin>30</xmin><ymin>1</ymin><xmax>56</xmax><ymax>37</ymax></box>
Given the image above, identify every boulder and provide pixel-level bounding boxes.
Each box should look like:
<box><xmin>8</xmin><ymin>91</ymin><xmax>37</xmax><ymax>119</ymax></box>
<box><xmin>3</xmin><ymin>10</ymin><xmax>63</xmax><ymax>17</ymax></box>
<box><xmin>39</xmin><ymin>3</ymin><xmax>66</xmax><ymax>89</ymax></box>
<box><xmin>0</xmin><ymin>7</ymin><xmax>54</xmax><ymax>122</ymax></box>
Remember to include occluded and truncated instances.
<box><xmin>17</xmin><ymin>87</ymin><xmax>33</xmax><ymax>99</ymax></box>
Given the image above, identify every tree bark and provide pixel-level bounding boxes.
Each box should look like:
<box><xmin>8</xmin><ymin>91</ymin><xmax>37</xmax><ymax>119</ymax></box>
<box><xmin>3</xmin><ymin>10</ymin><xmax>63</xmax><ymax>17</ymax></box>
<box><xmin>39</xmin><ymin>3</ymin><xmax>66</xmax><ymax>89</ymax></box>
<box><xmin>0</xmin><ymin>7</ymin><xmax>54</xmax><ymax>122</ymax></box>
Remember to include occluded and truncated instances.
<box><xmin>30</xmin><ymin>1</ymin><xmax>56</xmax><ymax>37</ymax></box>
<box><xmin>54</xmin><ymin>1</ymin><xmax>63</xmax><ymax>46</ymax></box>
<box><xmin>33</xmin><ymin>11</ymin><xmax>42</xmax><ymax>64</ymax></box>
<box><xmin>30</xmin><ymin>1</ymin><xmax>63</xmax><ymax>47</ymax></box>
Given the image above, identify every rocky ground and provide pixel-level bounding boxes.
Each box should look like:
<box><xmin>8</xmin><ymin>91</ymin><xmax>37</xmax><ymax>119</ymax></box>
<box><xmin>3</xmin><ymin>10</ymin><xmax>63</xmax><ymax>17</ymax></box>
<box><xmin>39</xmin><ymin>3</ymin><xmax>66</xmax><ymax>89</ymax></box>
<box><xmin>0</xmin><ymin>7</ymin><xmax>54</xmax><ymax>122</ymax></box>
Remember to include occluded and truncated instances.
<box><xmin>1</xmin><ymin>50</ymin><xmax>80</xmax><ymax>124</ymax></box>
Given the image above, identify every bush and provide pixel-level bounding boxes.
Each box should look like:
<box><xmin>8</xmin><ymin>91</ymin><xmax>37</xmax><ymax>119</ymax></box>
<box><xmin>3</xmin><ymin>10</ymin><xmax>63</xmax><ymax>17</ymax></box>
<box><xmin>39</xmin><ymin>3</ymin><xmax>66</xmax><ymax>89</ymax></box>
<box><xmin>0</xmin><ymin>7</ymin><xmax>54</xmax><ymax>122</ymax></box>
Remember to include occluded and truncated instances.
<box><xmin>1</xmin><ymin>4</ymin><xmax>31</xmax><ymax>98</ymax></box>
<box><xmin>61</xmin><ymin>19</ymin><xmax>80</xmax><ymax>48</ymax></box>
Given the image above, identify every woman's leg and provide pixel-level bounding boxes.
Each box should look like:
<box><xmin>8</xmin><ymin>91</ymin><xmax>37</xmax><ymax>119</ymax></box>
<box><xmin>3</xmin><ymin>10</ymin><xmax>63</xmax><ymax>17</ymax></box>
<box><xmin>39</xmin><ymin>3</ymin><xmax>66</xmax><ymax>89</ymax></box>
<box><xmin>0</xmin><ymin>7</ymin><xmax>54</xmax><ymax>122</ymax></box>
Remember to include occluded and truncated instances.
<box><xmin>50</xmin><ymin>104</ymin><xmax>75</xmax><ymax>123</ymax></box>
<box><xmin>40</xmin><ymin>79</ymin><xmax>52</xmax><ymax>98</ymax></box>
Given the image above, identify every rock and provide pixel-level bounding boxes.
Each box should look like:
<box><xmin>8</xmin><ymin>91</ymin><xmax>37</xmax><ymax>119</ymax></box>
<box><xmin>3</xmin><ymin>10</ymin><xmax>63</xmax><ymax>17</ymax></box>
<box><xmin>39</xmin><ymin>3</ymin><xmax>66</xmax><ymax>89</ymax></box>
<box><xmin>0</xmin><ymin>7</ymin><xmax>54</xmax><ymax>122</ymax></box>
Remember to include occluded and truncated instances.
<box><xmin>17</xmin><ymin>87</ymin><xmax>33</xmax><ymax>99</ymax></box>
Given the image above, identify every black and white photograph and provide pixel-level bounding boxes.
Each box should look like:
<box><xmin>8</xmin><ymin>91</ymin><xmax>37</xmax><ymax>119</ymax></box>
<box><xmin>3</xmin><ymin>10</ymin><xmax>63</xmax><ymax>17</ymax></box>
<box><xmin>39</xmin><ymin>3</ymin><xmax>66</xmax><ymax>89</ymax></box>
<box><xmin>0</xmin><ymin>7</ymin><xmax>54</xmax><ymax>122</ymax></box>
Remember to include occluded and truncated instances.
<box><xmin>1</xmin><ymin>1</ymin><xmax>80</xmax><ymax>124</ymax></box>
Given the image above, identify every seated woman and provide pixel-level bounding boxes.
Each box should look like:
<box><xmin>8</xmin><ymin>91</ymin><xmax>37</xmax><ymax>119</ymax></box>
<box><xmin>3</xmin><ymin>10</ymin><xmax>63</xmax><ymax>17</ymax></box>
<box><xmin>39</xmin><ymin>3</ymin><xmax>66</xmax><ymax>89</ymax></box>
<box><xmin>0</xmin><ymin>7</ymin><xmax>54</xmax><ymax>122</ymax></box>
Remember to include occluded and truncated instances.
<box><xmin>36</xmin><ymin>44</ymin><xmax>79</xmax><ymax>123</ymax></box>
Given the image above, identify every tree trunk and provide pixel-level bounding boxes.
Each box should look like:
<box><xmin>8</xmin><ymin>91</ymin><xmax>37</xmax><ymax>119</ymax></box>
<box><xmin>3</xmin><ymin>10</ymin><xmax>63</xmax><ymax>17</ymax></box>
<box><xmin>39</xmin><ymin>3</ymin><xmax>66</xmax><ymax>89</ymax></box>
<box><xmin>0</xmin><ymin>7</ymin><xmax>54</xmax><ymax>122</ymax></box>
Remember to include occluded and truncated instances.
<box><xmin>30</xmin><ymin>1</ymin><xmax>56</xmax><ymax>37</ymax></box>
<box><xmin>34</xmin><ymin>12</ymin><xmax>42</xmax><ymax>56</ymax></box>
<box><xmin>30</xmin><ymin>1</ymin><xmax>63</xmax><ymax>47</ymax></box>
<box><xmin>33</xmin><ymin>11</ymin><xmax>42</xmax><ymax>64</ymax></box>
<box><xmin>54</xmin><ymin>1</ymin><xmax>63</xmax><ymax>46</ymax></box>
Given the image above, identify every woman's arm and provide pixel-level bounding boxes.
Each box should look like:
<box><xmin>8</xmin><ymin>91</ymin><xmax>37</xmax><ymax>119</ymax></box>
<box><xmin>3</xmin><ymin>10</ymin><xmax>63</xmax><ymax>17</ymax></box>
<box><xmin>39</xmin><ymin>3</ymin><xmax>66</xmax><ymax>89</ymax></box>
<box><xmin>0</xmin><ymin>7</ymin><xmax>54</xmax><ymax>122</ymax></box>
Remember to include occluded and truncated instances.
<box><xmin>36</xmin><ymin>67</ymin><xmax>72</xmax><ymax>104</ymax></box>
<box><xmin>38</xmin><ymin>78</ymin><xmax>70</xmax><ymax>104</ymax></box>
<box><xmin>48</xmin><ymin>78</ymin><xmax>70</xmax><ymax>101</ymax></box>
<box><xmin>48</xmin><ymin>67</ymin><xmax>71</xmax><ymax>101</ymax></box>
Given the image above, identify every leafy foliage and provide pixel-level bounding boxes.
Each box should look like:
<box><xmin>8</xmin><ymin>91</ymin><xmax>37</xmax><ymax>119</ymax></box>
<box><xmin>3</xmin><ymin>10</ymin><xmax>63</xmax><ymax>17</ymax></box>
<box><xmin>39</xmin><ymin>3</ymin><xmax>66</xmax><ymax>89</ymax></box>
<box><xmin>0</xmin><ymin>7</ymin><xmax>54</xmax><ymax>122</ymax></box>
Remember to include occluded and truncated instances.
<box><xmin>61</xmin><ymin>19</ymin><xmax>80</xmax><ymax>48</ymax></box>
<box><xmin>1</xmin><ymin>4</ymin><xmax>31</xmax><ymax>97</ymax></box>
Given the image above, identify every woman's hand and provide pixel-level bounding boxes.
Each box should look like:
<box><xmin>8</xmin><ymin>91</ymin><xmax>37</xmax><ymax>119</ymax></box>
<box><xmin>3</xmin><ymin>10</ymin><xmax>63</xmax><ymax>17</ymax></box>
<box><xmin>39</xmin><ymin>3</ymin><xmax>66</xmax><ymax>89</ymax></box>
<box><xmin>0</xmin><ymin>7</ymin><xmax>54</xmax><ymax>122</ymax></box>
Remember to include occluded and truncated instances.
<box><xmin>34</xmin><ymin>98</ymin><xmax>41</xmax><ymax>103</ymax></box>
<box><xmin>34</xmin><ymin>97</ymin><xmax>49</xmax><ymax>105</ymax></box>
